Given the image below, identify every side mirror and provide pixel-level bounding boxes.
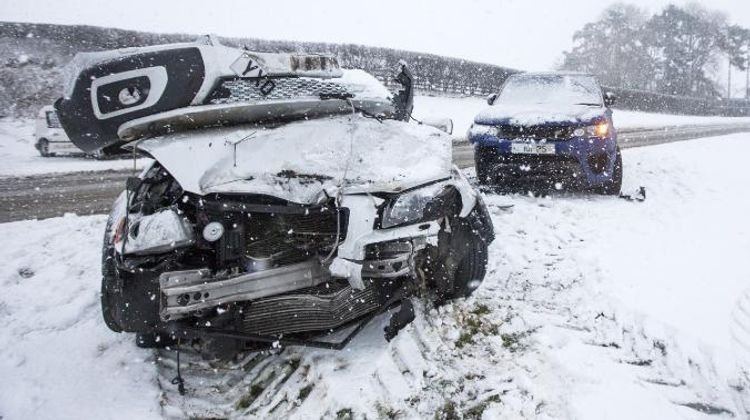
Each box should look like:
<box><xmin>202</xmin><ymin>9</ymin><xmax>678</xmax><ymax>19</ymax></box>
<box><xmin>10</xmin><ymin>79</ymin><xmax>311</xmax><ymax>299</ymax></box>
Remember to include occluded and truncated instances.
<box><xmin>604</xmin><ymin>92</ymin><xmax>616</xmax><ymax>107</ymax></box>
<box><xmin>420</xmin><ymin>117</ymin><xmax>454</xmax><ymax>135</ymax></box>
<box><xmin>486</xmin><ymin>93</ymin><xmax>498</xmax><ymax>105</ymax></box>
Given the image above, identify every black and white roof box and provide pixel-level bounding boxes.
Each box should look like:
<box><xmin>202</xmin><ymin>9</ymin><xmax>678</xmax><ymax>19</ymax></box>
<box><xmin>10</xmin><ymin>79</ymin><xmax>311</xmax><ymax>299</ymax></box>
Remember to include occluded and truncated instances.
<box><xmin>53</xmin><ymin>36</ymin><xmax>387</xmax><ymax>152</ymax></box>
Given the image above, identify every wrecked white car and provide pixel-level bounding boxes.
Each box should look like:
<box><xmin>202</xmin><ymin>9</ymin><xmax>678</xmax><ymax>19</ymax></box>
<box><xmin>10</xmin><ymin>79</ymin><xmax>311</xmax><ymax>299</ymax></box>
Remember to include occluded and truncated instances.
<box><xmin>55</xmin><ymin>37</ymin><xmax>494</xmax><ymax>358</ymax></box>
<box><xmin>34</xmin><ymin>105</ymin><xmax>81</xmax><ymax>157</ymax></box>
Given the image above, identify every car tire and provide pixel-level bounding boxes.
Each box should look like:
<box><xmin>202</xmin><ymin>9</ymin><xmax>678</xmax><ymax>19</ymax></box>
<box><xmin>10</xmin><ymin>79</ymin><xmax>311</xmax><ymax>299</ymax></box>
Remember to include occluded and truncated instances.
<box><xmin>37</xmin><ymin>139</ymin><xmax>53</xmax><ymax>157</ymax></box>
<box><xmin>101</xmin><ymin>219</ymin><xmax>123</xmax><ymax>333</ymax></box>
<box><xmin>450</xmin><ymin>230</ymin><xmax>489</xmax><ymax>298</ymax></box>
<box><xmin>598</xmin><ymin>147</ymin><xmax>622</xmax><ymax>195</ymax></box>
<box><xmin>434</xmin><ymin>220</ymin><xmax>489</xmax><ymax>301</ymax></box>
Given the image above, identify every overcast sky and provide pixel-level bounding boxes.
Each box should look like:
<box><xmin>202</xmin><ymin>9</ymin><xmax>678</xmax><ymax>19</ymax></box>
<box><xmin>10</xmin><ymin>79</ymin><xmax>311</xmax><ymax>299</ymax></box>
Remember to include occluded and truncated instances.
<box><xmin>2</xmin><ymin>0</ymin><xmax>749</xmax><ymax>73</ymax></box>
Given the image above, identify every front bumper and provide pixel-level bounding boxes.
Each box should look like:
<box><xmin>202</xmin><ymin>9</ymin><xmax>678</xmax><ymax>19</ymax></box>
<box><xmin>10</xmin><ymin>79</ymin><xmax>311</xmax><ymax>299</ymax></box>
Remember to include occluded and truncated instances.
<box><xmin>109</xmin><ymin>170</ymin><xmax>491</xmax><ymax>339</ymax></box>
<box><xmin>114</xmin><ymin>205</ymin><xmax>441</xmax><ymax>335</ymax></box>
<box><xmin>472</xmin><ymin>134</ymin><xmax>618</xmax><ymax>188</ymax></box>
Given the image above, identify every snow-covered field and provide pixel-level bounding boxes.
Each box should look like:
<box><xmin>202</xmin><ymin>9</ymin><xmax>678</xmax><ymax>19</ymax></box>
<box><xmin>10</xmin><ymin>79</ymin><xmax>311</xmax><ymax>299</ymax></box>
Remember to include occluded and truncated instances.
<box><xmin>2</xmin><ymin>133</ymin><xmax>749</xmax><ymax>419</ymax></box>
<box><xmin>3</xmin><ymin>96</ymin><xmax>750</xmax><ymax>178</ymax></box>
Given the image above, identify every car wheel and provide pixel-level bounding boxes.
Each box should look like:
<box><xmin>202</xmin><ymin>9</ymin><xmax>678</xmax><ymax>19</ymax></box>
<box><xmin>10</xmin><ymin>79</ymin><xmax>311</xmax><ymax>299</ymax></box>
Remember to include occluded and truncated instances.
<box><xmin>37</xmin><ymin>139</ymin><xmax>53</xmax><ymax>157</ymax></box>
<box><xmin>101</xmin><ymin>219</ymin><xmax>123</xmax><ymax>333</ymax></box>
<box><xmin>598</xmin><ymin>147</ymin><xmax>622</xmax><ymax>195</ymax></box>
<box><xmin>434</xmin><ymin>221</ymin><xmax>490</xmax><ymax>302</ymax></box>
<box><xmin>450</xmin><ymin>231</ymin><xmax>489</xmax><ymax>298</ymax></box>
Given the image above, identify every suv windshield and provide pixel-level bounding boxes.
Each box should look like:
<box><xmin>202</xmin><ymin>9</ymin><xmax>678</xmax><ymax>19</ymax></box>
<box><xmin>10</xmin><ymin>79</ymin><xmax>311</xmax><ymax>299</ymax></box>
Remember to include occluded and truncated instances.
<box><xmin>496</xmin><ymin>74</ymin><xmax>602</xmax><ymax>106</ymax></box>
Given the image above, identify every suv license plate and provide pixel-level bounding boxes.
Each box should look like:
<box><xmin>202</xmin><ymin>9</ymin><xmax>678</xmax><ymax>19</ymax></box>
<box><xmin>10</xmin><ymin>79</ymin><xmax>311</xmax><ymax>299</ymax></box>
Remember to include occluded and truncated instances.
<box><xmin>511</xmin><ymin>143</ymin><xmax>556</xmax><ymax>155</ymax></box>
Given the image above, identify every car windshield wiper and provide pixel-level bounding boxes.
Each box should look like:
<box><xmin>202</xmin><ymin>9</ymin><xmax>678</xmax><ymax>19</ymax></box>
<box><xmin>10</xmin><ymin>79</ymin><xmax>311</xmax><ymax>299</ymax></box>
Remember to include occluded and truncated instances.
<box><xmin>574</xmin><ymin>102</ymin><xmax>602</xmax><ymax>106</ymax></box>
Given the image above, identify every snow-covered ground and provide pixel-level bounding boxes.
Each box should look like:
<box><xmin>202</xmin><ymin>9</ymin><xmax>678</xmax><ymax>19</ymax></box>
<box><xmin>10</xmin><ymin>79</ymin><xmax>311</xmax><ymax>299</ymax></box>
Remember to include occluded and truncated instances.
<box><xmin>2</xmin><ymin>132</ymin><xmax>749</xmax><ymax>419</ymax></box>
<box><xmin>2</xmin><ymin>96</ymin><xmax>750</xmax><ymax>178</ymax></box>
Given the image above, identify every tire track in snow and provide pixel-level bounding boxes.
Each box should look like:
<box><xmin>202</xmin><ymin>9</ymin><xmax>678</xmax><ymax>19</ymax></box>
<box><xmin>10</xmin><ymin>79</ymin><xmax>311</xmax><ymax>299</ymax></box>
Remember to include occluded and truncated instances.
<box><xmin>732</xmin><ymin>289</ymin><xmax>750</xmax><ymax>366</ymax></box>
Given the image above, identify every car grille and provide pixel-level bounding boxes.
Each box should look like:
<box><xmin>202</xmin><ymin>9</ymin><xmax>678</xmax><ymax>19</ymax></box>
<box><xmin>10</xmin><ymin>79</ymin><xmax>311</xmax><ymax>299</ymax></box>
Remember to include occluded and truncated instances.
<box><xmin>243</xmin><ymin>207</ymin><xmax>349</xmax><ymax>261</ymax></box>
<box><xmin>476</xmin><ymin>145</ymin><xmax>581</xmax><ymax>182</ymax></box>
<box><xmin>285</xmin><ymin>207</ymin><xmax>348</xmax><ymax>244</ymax></box>
<box><xmin>207</xmin><ymin>77</ymin><xmax>353</xmax><ymax>104</ymax></box>
<box><xmin>497</xmin><ymin>125</ymin><xmax>574</xmax><ymax>140</ymax></box>
<box><xmin>240</xmin><ymin>282</ymin><xmax>380</xmax><ymax>335</ymax></box>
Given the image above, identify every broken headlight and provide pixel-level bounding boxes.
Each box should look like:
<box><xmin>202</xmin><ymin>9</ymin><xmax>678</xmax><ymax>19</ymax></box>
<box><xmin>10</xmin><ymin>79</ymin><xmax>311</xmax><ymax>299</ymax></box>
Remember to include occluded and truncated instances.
<box><xmin>115</xmin><ymin>208</ymin><xmax>195</xmax><ymax>255</ymax></box>
<box><xmin>380</xmin><ymin>182</ymin><xmax>450</xmax><ymax>229</ymax></box>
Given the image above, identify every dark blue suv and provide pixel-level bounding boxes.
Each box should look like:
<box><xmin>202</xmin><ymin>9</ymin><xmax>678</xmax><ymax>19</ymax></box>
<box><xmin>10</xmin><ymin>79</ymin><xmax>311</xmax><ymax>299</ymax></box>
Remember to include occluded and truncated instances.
<box><xmin>468</xmin><ymin>72</ymin><xmax>621</xmax><ymax>194</ymax></box>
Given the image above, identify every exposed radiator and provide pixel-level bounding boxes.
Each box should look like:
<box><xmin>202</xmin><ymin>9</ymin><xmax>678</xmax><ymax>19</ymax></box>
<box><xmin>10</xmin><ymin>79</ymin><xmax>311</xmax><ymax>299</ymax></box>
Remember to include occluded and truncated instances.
<box><xmin>240</xmin><ymin>283</ymin><xmax>380</xmax><ymax>336</ymax></box>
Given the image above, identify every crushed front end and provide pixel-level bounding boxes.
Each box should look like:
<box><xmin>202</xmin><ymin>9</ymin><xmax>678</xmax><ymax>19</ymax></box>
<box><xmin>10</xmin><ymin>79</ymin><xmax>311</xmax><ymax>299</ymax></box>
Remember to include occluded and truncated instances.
<box><xmin>57</xmin><ymin>37</ymin><xmax>494</xmax><ymax>355</ymax></box>
<box><xmin>102</xmin><ymin>162</ymin><xmax>493</xmax><ymax>354</ymax></box>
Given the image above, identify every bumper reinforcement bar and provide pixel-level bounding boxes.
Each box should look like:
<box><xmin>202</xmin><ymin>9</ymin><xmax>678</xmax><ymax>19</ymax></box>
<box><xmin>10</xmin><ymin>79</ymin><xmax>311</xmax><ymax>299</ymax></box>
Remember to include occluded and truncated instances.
<box><xmin>159</xmin><ymin>259</ymin><xmax>330</xmax><ymax>320</ymax></box>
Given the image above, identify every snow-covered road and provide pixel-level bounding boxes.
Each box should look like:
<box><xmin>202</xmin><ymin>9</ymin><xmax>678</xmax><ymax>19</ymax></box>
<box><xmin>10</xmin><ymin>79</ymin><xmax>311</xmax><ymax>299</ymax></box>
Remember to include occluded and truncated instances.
<box><xmin>3</xmin><ymin>95</ymin><xmax>750</xmax><ymax>178</ymax></box>
<box><xmin>1</xmin><ymin>133</ymin><xmax>749</xmax><ymax>419</ymax></box>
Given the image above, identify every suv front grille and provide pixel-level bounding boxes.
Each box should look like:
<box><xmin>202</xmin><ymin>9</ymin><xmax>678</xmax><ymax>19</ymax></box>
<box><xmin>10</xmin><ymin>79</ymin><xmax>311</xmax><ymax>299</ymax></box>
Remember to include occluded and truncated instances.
<box><xmin>476</xmin><ymin>145</ymin><xmax>581</xmax><ymax>181</ymax></box>
<box><xmin>497</xmin><ymin>125</ymin><xmax>574</xmax><ymax>140</ymax></box>
<box><xmin>207</xmin><ymin>77</ymin><xmax>353</xmax><ymax>104</ymax></box>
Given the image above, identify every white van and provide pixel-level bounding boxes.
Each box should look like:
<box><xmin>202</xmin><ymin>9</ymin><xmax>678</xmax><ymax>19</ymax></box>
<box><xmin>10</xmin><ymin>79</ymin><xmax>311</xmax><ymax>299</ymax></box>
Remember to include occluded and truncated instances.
<box><xmin>34</xmin><ymin>105</ymin><xmax>81</xmax><ymax>156</ymax></box>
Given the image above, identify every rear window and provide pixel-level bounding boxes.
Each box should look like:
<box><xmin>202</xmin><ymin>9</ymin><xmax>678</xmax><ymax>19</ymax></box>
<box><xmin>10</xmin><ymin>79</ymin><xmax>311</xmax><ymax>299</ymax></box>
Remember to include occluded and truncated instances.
<box><xmin>497</xmin><ymin>74</ymin><xmax>602</xmax><ymax>106</ymax></box>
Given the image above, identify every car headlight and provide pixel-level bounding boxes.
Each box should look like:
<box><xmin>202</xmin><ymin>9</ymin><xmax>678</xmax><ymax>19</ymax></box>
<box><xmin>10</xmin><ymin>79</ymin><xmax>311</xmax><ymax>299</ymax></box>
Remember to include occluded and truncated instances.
<box><xmin>115</xmin><ymin>208</ymin><xmax>195</xmax><ymax>255</ymax></box>
<box><xmin>573</xmin><ymin>122</ymin><xmax>609</xmax><ymax>138</ymax></box>
<box><xmin>381</xmin><ymin>182</ymin><xmax>452</xmax><ymax>229</ymax></box>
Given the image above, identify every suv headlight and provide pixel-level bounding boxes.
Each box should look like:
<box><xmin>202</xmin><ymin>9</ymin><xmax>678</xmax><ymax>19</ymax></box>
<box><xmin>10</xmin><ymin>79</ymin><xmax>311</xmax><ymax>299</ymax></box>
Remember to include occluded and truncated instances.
<box><xmin>573</xmin><ymin>122</ymin><xmax>609</xmax><ymax>138</ymax></box>
<box><xmin>380</xmin><ymin>182</ymin><xmax>452</xmax><ymax>229</ymax></box>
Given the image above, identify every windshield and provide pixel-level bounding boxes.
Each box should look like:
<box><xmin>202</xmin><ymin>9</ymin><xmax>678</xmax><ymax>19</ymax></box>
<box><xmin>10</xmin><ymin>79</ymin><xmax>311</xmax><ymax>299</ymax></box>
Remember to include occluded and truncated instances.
<box><xmin>496</xmin><ymin>74</ymin><xmax>602</xmax><ymax>106</ymax></box>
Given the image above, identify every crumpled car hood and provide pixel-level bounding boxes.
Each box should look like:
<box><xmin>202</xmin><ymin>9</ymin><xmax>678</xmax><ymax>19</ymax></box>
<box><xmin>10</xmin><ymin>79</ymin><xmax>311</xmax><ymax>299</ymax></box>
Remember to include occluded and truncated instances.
<box><xmin>474</xmin><ymin>103</ymin><xmax>606</xmax><ymax>126</ymax></box>
<box><xmin>138</xmin><ymin>115</ymin><xmax>452</xmax><ymax>204</ymax></box>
